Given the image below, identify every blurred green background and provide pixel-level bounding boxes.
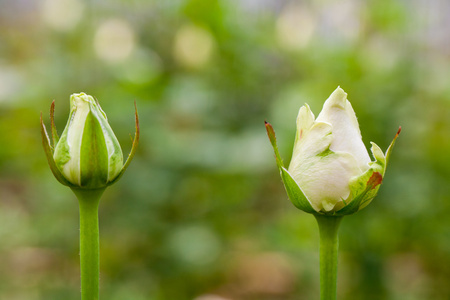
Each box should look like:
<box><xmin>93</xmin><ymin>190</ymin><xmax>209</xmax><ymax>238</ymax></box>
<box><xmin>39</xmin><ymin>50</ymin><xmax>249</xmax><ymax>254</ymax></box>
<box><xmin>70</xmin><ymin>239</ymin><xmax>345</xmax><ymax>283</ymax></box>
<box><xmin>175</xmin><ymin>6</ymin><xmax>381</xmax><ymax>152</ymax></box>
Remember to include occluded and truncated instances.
<box><xmin>1</xmin><ymin>0</ymin><xmax>449</xmax><ymax>299</ymax></box>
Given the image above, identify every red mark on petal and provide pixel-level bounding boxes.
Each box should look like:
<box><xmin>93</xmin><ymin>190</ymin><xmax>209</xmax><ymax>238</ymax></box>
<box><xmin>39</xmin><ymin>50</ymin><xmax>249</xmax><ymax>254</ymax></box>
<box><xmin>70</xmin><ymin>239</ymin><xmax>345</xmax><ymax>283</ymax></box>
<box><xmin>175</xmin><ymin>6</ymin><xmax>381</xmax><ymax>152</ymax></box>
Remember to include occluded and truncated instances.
<box><xmin>367</xmin><ymin>172</ymin><xmax>383</xmax><ymax>190</ymax></box>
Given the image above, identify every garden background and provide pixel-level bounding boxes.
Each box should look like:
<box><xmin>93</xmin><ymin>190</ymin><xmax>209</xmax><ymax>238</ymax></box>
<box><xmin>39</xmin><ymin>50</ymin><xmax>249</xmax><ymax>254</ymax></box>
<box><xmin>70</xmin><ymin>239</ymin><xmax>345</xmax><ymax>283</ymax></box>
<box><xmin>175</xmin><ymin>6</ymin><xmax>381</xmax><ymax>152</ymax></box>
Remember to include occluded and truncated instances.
<box><xmin>1</xmin><ymin>0</ymin><xmax>449</xmax><ymax>299</ymax></box>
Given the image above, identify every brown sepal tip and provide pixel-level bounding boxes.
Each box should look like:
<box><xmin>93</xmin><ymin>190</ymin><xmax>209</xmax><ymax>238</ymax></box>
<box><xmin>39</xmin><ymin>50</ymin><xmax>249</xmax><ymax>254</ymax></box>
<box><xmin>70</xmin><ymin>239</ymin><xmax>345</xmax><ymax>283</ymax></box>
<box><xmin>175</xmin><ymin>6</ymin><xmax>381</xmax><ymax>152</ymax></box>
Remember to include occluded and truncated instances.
<box><xmin>264</xmin><ymin>121</ymin><xmax>276</xmax><ymax>142</ymax></box>
<box><xmin>264</xmin><ymin>120</ymin><xmax>273</xmax><ymax>133</ymax></box>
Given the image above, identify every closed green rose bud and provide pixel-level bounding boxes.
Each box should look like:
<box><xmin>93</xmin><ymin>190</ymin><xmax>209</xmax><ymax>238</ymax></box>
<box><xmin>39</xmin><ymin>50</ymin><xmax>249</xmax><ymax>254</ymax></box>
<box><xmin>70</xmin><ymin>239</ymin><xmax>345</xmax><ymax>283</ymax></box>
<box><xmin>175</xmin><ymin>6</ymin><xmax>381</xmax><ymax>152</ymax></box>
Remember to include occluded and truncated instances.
<box><xmin>40</xmin><ymin>93</ymin><xmax>139</xmax><ymax>300</ymax></box>
<box><xmin>41</xmin><ymin>93</ymin><xmax>139</xmax><ymax>190</ymax></box>
<box><xmin>53</xmin><ymin>93</ymin><xmax>123</xmax><ymax>188</ymax></box>
<box><xmin>266</xmin><ymin>87</ymin><xmax>400</xmax><ymax>216</ymax></box>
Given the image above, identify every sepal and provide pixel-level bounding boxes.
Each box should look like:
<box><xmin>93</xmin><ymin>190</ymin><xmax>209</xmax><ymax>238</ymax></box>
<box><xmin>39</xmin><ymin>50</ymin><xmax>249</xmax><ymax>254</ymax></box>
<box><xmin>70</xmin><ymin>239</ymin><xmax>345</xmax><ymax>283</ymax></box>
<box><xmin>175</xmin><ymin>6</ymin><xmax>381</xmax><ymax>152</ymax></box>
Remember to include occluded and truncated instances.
<box><xmin>40</xmin><ymin>111</ymin><xmax>75</xmax><ymax>187</ymax></box>
<box><xmin>280</xmin><ymin>167</ymin><xmax>316</xmax><ymax>213</ymax></box>
<box><xmin>335</xmin><ymin>171</ymin><xmax>382</xmax><ymax>216</ymax></box>
<box><xmin>265</xmin><ymin>121</ymin><xmax>283</xmax><ymax>169</ymax></box>
<box><xmin>107</xmin><ymin>101</ymin><xmax>140</xmax><ymax>186</ymax></box>
<box><xmin>386</xmin><ymin>126</ymin><xmax>401</xmax><ymax>165</ymax></box>
<box><xmin>334</xmin><ymin>127</ymin><xmax>401</xmax><ymax>215</ymax></box>
<box><xmin>50</xmin><ymin>100</ymin><xmax>59</xmax><ymax>148</ymax></box>
<box><xmin>265</xmin><ymin>121</ymin><xmax>315</xmax><ymax>213</ymax></box>
<box><xmin>333</xmin><ymin>143</ymin><xmax>385</xmax><ymax>215</ymax></box>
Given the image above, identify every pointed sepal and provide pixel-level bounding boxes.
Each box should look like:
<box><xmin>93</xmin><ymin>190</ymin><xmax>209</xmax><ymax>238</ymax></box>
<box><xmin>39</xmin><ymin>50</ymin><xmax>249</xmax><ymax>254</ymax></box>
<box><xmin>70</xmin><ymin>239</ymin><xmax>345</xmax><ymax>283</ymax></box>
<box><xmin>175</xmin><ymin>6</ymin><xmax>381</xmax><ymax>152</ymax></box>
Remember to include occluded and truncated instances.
<box><xmin>40</xmin><ymin>112</ymin><xmax>73</xmax><ymax>187</ymax></box>
<box><xmin>336</xmin><ymin>171</ymin><xmax>382</xmax><ymax>216</ymax></box>
<box><xmin>281</xmin><ymin>167</ymin><xmax>316</xmax><ymax>214</ymax></box>
<box><xmin>335</xmin><ymin>127</ymin><xmax>400</xmax><ymax>216</ymax></box>
<box><xmin>50</xmin><ymin>100</ymin><xmax>59</xmax><ymax>148</ymax></box>
<box><xmin>265</xmin><ymin>121</ymin><xmax>283</xmax><ymax>169</ymax></box>
<box><xmin>386</xmin><ymin>126</ymin><xmax>401</xmax><ymax>165</ymax></box>
<box><xmin>108</xmin><ymin>101</ymin><xmax>140</xmax><ymax>186</ymax></box>
<box><xmin>265</xmin><ymin>120</ymin><xmax>316</xmax><ymax>213</ymax></box>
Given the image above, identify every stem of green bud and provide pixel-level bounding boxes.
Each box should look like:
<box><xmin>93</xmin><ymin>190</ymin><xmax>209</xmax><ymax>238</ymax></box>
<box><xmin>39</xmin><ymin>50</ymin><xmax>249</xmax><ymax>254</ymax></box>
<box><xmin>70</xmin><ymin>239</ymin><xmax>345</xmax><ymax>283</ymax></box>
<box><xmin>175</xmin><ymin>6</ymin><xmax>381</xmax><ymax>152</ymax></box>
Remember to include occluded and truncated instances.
<box><xmin>72</xmin><ymin>188</ymin><xmax>105</xmax><ymax>300</ymax></box>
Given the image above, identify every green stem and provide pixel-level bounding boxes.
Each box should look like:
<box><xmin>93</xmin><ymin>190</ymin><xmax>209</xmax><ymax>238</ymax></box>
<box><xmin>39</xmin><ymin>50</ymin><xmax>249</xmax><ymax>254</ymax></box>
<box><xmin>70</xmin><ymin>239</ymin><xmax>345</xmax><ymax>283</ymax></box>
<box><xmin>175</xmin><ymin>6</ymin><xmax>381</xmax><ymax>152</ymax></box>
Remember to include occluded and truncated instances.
<box><xmin>314</xmin><ymin>214</ymin><xmax>343</xmax><ymax>300</ymax></box>
<box><xmin>72</xmin><ymin>188</ymin><xmax>105</xmax><ymax>300</ymax></box>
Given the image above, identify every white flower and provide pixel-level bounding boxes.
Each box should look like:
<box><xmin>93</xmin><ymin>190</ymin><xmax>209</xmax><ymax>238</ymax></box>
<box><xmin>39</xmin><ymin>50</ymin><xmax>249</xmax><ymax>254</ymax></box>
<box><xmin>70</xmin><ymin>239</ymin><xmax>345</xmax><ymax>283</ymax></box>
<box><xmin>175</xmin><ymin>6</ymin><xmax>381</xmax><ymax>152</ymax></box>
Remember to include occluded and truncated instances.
<box><xmin>266</xmin><ymin>87</ymin><xmax>400</xmax><ymax>215</ymax></box>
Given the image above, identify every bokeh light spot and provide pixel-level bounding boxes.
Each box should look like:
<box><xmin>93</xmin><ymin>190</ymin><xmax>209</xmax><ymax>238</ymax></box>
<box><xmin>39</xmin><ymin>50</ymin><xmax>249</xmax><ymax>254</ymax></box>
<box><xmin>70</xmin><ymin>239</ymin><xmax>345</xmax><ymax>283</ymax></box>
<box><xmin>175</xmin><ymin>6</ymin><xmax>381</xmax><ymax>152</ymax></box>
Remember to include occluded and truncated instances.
<box><xmin>41</xmin><ymin>0</ymin><xmax>84</xmax><ymax>31</ymax></box>
<box><xmin>276</xmin><ymin>4</ymin><xmax>316</xmax><ymax>50</ymax></box>
<box><xmin>94</xmin><ymin>19</ymin><xmax>135</xmax><ymax>63</ymax></box>
<box><xmin>173</xmin><ymin>24</ymin><xmax>215</xmax><ymax>68</ymax></box>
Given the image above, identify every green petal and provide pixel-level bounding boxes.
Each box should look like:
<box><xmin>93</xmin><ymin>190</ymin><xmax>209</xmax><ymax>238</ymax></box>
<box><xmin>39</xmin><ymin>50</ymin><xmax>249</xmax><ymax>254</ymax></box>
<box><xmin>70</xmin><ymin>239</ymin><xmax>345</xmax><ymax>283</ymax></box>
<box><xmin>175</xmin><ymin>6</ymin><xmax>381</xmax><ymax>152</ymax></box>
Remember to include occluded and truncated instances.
<box><xmin>80</xmin><ymin>111</ymin><xmax>109</xmax><ymax>188</ymax></box>
<box><xmin>88</xmin><ymin>100</ymin><xmax>123</xmax><ymax>182</ymax></box>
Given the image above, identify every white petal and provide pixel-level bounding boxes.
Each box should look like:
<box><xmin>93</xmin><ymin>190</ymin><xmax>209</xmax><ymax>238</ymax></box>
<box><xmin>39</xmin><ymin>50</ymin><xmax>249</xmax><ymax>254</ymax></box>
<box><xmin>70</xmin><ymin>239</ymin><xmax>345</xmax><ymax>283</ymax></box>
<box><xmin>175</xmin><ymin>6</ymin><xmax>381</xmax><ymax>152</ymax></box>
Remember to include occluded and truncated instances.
<box><xmin>291</xmin><ymin>151</ymin><xmax>361</xmax><ymax>212</ymax></box>
<box><xmin>316</xmin><ymin>87</ymin><xmax>371</xmax><ymax>171</ymax></box>
<box><xmin>291</xmin><ymin>105</ymin><xmax>315</xmax><ymax>158</ymax></box>
<box><xmin>288</xmin><ymin>117</ymin><xmax>361</xmax><ymax>211</ymax></box>
<box><xmin>289</xmin><ymin>121</ymin><xmax>333</xmax><ymax>171</ymax></box>
<box><xmin>56</xmin><ymin>95</ymin><xmax>91</xmax><ymax>185</ymax></box>
<box><xmin>295</xmin><ymin>104</ymin><xmax>315</xmax><ymax>141</ymax></box>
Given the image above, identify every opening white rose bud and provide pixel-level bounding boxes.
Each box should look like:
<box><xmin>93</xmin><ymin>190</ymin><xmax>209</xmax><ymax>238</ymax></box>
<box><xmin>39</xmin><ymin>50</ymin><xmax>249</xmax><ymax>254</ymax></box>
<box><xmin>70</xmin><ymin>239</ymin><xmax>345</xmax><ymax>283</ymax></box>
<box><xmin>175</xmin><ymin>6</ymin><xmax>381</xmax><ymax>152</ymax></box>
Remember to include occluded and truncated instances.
<box><xmin>41</xmin><ymin>93</ymin><xmax>139</xmax><ymax>190</ymax></box>
<box><xmin>266</xmin><ymin>87</ymin><xmax>400</xmax><ymax>215</ymax></box>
